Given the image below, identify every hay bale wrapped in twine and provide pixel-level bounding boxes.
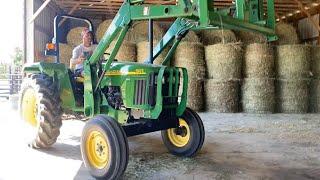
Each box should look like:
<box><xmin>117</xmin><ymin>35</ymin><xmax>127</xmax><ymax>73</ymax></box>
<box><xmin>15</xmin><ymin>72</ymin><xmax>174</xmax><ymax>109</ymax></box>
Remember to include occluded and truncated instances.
<box><xmin>182</xmin><ymin>31</ymin><xmax>200</xmax><ymax>42</ymax></box>
<box><xmin>201</xmin><ymin>30</ymin><xmax>237</xmax><ymax>45</ymax></box>
<box><xmin>67</xmin><ymin>27</ymin><xmax>86</xmax><ymax>46</ymax></box>
<box><xmin>276</xmin><ymin>79</ymin><xmax>310</xmax><ymax>113</ymax></box>
<box><xmin>46</xmin><ymin>43</ymin><xmax>73</xmax><ymax>67</ymax></box>
<box><xmin>105</xmin><ymin>41</ymin><xmax>136</xmax><ymax>62</ymax></box>
<box><xmin>96</xmin><ymin>19</ymin><xmax>112</xmax><ymax>42</ymax></box>
<box><xmin>276</xmin><ymin>45</ymin><xmax>311</xmax><ymax>79</ymax></box>
<box><xmin>174</xmin><ymin>42</ymin><xmax>206</xmax><ymax>80</ymax></box>
<box><xmin>235</xmin><ymin>31</ymin><xmax>267</xmax><ymax>44</ymax></box>
<box><xmin>205</xmin><ymin>43</ymin><xmax>242</xmax><ymax>80</ymax></box>
<box><xmin>174</xmin><ymin>42</ymin><xmax>206</xmax><ymax>111</ymax></box>
<box><xmin>187</xmin><ymin>78</ymin><xmax>204</xmax><ymax>111</ymax></box>
<box><xmin>136</xmin><ymin>41</ymin><xmax>169</xmax><ymax>65</ymax></box>
<box><xmin>244</xmin><ymin>43</ymin><xmax>275</xmax><ymax>78</ymax></box>
<box><xmin>241</xmin><ymin>78</ymin><xmax>275</xmax><ymax>113</ymax></box>
<box><xmin>275</xmin><ymin>23</ymin><xmax>299</xmax><ymax>45</ymax></box>
<box><xmin>129</xmin><ymin>21</ymin><xmax>164</xmax><ymax>43</ymax></box>
<box><xmin>311</xmin><ymin>46</ymin><xmax>320</xmax><ymax>78</ymax></box>
<box><xmin>310</xmin><ymin>79</ymin><xmax>320</xmax><ymax>112</ymax></box>
<box><xmin>205</xmin><ymin>79</ymin><xmax>239</xmax><ymax>113</ymax></box>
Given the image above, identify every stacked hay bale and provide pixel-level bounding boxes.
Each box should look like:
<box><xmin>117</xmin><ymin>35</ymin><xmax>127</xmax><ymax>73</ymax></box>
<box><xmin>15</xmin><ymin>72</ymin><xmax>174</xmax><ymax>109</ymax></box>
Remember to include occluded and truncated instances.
<box><xmin>204</xmin><ymin>43</ymin><xmax>242</xmax><ymax>112</ymax></box>
<box><xmin>310</xmin><ymin>46</ymin><xmax>320</xmax><ymax>112</ymax></box>
<box><xmin>275</xmin><ymin>23</ymin><xmax>299</xmax><ymax>45</ymax></box>
<box><xmin>136</xmin><ymin>41</ymin><xmax>169</xmax><ymax>65</ymax></box>
<box><xmin>201</xmin><ymin>30</ymin><xmax>237</xmax><ymax>45</ymax></box>
<box><xmin>235</xmin><ymin>31</ymin><xmax>267</xmax><ymax>44</ymax></box>
<box><xmin>96</xmin><ymin>19</ymin><xmax>112</xmax><ymax>42</ymax></box>
<box><xmin>46</xmin><ymin>43</ymin><xmax>73</xmax><ymax>67</ymax></box>
<box><xmin>275</xmin><ymin>45</ymin><xmax>311</xmax><ymax>113</ymax></box>
<box><xmin>242</xmin><ymin>44</ymin><xmax>275</xmax><ymax>113</ymax></box>
<box><xmin>182</xmin><ymin>31</ymin><xmax>200</xmax><ymax>42</ymax></box>
<box><xmin>67</xmin><ymin>27</ymin><xmax>86</xmax><ymax>47</ymax></box>
<box><xmin>105</xmin><ymin>41</ymin><xmax>137</xmax><ymax>62</ymax></box>
<box><xmin>129</xmin><ymin>21</ymin><xmax>164</xmax><ymax>43</ymax></box>
<box><xmin>174</xmin><ymin>42</ymin><xmax>206</xmax><ymax>111</ymax></box>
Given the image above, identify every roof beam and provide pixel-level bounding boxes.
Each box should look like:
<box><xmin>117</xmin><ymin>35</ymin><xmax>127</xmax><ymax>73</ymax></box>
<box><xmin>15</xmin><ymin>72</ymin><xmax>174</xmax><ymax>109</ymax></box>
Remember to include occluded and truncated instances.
<box><xmin>29</xmin><ymin>0</ymin><xmax>52</xmax><ymax>24</ymax></box>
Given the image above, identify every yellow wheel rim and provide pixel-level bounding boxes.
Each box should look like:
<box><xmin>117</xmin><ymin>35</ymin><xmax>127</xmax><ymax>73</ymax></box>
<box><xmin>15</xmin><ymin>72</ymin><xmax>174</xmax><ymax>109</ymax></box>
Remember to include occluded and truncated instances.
<box><xmin>167</xmin><ymin>118</ymin><xmax>190</xmax><ymax>147</ymax></box>
<box><xmin>21</xmin><ymin>88</ymin><xmax>38</xmax><ymax>127</ymax></box>
<box><xmin>86</xmin><ymin>130</ymin><xmax>110</xmax><ymax>169</ymax></box>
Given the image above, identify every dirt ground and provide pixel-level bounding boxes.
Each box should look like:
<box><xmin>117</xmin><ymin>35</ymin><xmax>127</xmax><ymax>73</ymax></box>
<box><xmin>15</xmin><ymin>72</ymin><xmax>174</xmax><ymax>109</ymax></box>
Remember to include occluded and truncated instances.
<box><xmin>0</xmin><ymin>99</ymin><xmax>319</xmax><ymax>180</ymax></box>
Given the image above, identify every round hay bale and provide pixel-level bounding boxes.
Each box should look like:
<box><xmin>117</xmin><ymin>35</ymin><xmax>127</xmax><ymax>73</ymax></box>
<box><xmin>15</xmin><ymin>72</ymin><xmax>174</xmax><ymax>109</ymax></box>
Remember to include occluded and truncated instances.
<box><xmin>275</xmin><ymin>23</ymin><xmax>299</xmax><ymax>45</ymax></box>
<box><xmin>96</xmin><ymin>19</ymin><xmax>112</xmax><ymax>42</ymax></box>
<box><xmin>174</xmin><ymin>42</ymin><xmax>206</xmax><ymax>80</ymax></box>
<box><xmin>201</xmin><ymin>30</ymin><xmax>237</xmax><ymax>45</ymax></box>
<box><xmin>205</xmin><ymin>79</ymin><xmax>239</xmax><ymax>113</ymax></box>
<box><xmin>235</xmin><ymin>31</ymin><xmax>267</xmax><ymax>44</ymax></box>
<box><xmin>205</xmin><ymin>43</ymin><xmax>242</xmax><ymax>80</ymax></box>
<box><xmin>46</xmin><ymin>44</ymin><xmax>73</xmax><ymax>66</ymax></box>
<box><xmin>182</xmin><ymin>31</ymin><xmax>200</xmax><ymax>42</ymax></box>
<box><xmin>45</xmin><ymin>56</ymin><xmax>55</xmax><ymax>63</ymax></box>
<box><xmin>187</xmin><ymin>78</ymin><xmax>204</xmax><ymax>112</ymax></box>
<box><xmin>105</xmin><ymin>41</ymin><xmax>136</xmax><ymax>62</ymax></box>
<box><xmin>311</xmin><ymin>46</ymin><xmax>320</xmax><ymax>78</ymax></box>
<box><xmin>309</xmin><ymin>79</ymin><xmax>320</xmax><ymax>113</ymax></box>
<box><xmin>244</xmin><ymin>43</ymin><xmax>275</xmax><ymax>78</ymax></box>
<box><xmin>310</xmin><ymin>79</ymin><xmax>320</xmax><ymax>113</ymax></box>
<box><xmin>275</xmin><ymin>79</ymin><xmax>310</xmax><ymax>113</ymax></box>
<box><xmin>129</xmin><ymin>21</ymin><xmax>164</xmax><ymax>43</ymax></box>
<box><xmin>241</xmin><ymin>78</ymin><xmax>275</xmax><ymax>113</ymax></box>
<box><xmin>59</xmin><ymin>43</ymin><xmax>74</xmax><ymax>66</ymax></box>
<box><xmin>67</xmin><ymin>27</ymin><xmax>86</xmax><ymax>46</ymax></box>
<box><xmin>136</xmin><ymin>41</ymin><xmax>169</xmax><ymax>65</ymax></box>
<box><xmin>276</xmin><ymin>45</ymin><xmax>311</xmax><ymax>79</ymax></box>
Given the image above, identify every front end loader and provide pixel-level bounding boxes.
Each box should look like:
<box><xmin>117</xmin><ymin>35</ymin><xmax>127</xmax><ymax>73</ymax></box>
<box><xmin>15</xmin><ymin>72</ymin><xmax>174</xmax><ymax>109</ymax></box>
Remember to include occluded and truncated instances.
<box><xmin>20</xmin><ymin>0</ymin><xmax>277</xmax><ymax>179</ymax></box>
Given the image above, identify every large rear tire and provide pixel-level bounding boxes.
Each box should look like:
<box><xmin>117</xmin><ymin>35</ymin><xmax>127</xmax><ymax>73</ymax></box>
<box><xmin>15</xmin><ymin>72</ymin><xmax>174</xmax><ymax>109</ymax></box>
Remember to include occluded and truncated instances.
<box><xmin>19</xmin><ymin>74</ymin><xmax>62</xmax><ymax>148</ymax></box>
<box><xmin>161</xmin><ymin>107</ymin><xmax>205</xmax><ymax>157</ymax></box>
<box><xmin>81</xmin><ymin>115</ymin><xmax>129</xmax><ymax>180</ymax></box>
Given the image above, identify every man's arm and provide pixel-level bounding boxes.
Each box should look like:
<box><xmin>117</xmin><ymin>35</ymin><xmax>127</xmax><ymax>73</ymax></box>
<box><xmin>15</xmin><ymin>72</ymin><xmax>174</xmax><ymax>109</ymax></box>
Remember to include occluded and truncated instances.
<box><xmin>70</xmin><ymin>46</ymin><xmax>85</xmax><ymax>66</ymax></box>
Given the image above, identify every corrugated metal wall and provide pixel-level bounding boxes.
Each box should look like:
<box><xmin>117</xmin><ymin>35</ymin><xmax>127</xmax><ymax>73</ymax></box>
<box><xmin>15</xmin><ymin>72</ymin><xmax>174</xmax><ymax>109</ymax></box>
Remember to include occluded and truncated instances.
<box><xmin>25</xmin><ymin>0</ymin><xmax>105</xmax><ymax>63</ymax></box>
<box><xmin>33</xmin><ymin>0</ymin><xmax>57</xmax><ymax>62</ymax></box>
<box><xmin>25</xmin><ymin>0</ymin><xmax>58</xmax><ymax>63</ymax></box>
<box><xmin>298</xmin><ymin>14</ymin><xmax>319</xmax><ymax>45</ymax></box>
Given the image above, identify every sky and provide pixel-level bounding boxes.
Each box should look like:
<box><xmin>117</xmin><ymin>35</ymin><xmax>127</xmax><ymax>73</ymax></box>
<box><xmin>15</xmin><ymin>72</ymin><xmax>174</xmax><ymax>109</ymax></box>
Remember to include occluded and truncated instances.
<box><xmin>0</xmin><ymin>0</ymin><xmax>23</xmax><ymax>64</ymax></box>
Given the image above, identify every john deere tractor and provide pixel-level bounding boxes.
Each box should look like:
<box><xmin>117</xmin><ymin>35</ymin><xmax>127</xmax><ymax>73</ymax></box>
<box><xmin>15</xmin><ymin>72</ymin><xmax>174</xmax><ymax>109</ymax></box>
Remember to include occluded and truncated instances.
<box><xmin>20</xmin><ymin>0</ymin><xmax>277</xmax><ymax>179</ymax></box>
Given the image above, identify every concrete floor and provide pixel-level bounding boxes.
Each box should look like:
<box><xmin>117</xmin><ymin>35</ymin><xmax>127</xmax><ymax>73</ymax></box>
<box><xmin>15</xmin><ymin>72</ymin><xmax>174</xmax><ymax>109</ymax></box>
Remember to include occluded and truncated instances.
<box><xmin>0</xmin><ymin>99</ymin><xmax>319</xmax><ymax>180</ymax></box>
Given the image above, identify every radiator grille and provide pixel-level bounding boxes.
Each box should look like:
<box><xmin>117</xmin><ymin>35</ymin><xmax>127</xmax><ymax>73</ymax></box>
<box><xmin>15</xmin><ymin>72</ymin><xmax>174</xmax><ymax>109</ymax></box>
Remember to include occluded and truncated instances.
<box><xmin>134</xmin><ymin>79</ymin><xmax>147</xmax><ymax>105</ymax></box>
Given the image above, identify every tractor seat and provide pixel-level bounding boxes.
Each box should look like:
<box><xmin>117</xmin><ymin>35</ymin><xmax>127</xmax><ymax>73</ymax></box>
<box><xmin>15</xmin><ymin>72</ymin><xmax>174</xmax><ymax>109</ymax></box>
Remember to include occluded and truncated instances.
<box><xmin>70</xmin><ymin>61</ymin><xmax>84</xmax><ymax>83</ymax></box>
<box><xmin>75</xmin><ymin>77</ymin><xmax>84</xmax><ymax>83</ymax></box>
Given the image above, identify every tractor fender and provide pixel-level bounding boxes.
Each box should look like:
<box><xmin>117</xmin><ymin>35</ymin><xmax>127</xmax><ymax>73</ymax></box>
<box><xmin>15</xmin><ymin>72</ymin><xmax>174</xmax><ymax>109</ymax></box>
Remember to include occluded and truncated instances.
<box><xmin>23</xmin><ymin>62</ymin><xmax>68</xmax><ymax>79</ymax></box>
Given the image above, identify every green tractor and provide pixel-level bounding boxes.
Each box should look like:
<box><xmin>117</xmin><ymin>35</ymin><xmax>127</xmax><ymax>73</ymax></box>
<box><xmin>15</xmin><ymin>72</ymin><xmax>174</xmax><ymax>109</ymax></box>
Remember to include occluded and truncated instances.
<box><xmin>19</xmin><ymin>0</ymin><xmax>277</xmax><ymax>179</ymax></box>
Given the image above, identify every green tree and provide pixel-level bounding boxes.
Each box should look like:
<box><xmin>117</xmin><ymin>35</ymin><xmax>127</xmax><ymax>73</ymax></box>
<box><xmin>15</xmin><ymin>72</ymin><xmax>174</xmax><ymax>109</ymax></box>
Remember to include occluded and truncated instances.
<box><xmin>10</xmin><ymin>47</ymin><xmax>23</xmax><ymax>67</ymax></box>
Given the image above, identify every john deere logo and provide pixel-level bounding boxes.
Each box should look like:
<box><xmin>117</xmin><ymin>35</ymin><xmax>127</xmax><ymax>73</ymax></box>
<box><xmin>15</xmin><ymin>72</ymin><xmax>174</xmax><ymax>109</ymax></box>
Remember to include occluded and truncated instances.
<box><xmin>105</xmin><ymin>69</ymin><xmax>146</xmax><ymax>76</ymax></box>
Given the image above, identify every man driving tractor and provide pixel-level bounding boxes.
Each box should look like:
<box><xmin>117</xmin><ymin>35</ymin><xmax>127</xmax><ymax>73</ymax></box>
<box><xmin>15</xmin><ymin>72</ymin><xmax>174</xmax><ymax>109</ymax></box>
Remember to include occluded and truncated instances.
<box><xmin>70</xmin><ymin>27</ymin><xmax>96</xmax><ymax>76</ymax></box>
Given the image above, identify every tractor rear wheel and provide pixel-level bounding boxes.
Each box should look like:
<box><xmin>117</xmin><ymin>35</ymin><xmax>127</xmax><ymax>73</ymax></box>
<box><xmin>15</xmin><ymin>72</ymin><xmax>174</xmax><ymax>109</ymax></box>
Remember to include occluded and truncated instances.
<box><xmin>161</xmin><ymin>107</ymin><xmax>205</xmax><ymax>157</ymax></box>
<box><xmin>81</xmin><ymin>115</ymin><xmax>129</xmax><ymax>180</ymax></box>
<box><xmin>19</xmin><ymin>74</ymin><xmax>62</xmax><ymax>148</ymax></box>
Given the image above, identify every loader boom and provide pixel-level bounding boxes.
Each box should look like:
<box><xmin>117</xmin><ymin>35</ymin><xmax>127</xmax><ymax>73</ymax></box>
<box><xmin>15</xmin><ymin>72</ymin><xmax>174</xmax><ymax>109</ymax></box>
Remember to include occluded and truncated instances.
<box><xmin>82</xmin><ymin>0</ymin><xmax>277</xmax><ymax>116</ymax></box>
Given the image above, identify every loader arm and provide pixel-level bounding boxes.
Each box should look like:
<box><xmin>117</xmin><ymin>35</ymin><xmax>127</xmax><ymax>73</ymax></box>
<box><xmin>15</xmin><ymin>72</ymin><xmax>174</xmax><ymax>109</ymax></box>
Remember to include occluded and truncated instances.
<box><xmin>83</xmin><ymin>0</ymin><xmax>278</xmax><ymax>116</ymax></box>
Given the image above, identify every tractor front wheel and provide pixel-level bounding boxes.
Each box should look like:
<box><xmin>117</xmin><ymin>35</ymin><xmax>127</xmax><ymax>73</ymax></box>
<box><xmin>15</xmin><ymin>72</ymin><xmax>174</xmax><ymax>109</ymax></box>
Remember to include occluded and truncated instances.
<box><xmin>81</xmin><ymin>115</ymin><xmax>128</xmax><ymax>180</ymax></box>
<box><xmin>161</xmin><ymin>107</ymin><xmax>205</xmax><ymax>157</ymax></box>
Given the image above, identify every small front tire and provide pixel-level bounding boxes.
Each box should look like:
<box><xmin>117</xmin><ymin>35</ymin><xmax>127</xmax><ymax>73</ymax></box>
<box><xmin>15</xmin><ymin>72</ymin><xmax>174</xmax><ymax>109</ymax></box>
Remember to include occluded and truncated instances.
<box><xmin>161</xmin><ymin>107</ymin><xmax>205</xmax><ymax>157</ymax></box>
<box><xmin>81</xmin><ymin>115</ymin><xmax>128</xmax><ymax>180</ymax></box>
